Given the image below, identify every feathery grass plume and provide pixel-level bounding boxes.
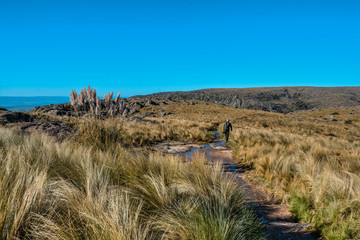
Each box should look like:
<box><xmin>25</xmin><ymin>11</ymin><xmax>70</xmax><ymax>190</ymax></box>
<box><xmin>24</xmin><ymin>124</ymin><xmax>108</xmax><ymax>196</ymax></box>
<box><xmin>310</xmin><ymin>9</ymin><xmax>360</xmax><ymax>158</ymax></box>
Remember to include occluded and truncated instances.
<box><xmin>92</xmin><ymin>88</ymin><xmax>97</xmax><ymax>110</ymax></box>
<box><xmin>117</xmin><ymin>99</ymin><xmax>125</xmax><ymax>116</ymax></box>
<box><xmin>115</xmin><ymin>92</ymin><xmax>121</xmax><ymax>115</ymax></box>
<box><xmin>103</xmin><ymin>92</ymin><xmax>112</xmax><ymax>112</ymax></box>
<box><xmin>95</xmin><ymin>96</ymin><xmax>101</xmax><ymax>117</ymax></box>
<box><xmin>87</xmin><ymin>85</ymin><xmax>92</xmax><ymax>98</ymax></box>
<box><xmin>69</xmin><ymin>86</ymin><xmax>128</xmax><ymax>117</ymax></box>
<box><xmin>115</xmin><ymin>92</ymin><xmax>120</xmax><ymax>105</ymax></box>
<box><xmin>70</xmin><ymin>89</ymin><xmax>78</xmax><ymax>106</ymax></box>
<box><xmin>92</xmin><ymin>87</ymin><xmax>97</xmax><ymax>99</ymax></box>
<box><xmin>108</xmin><ymin>100</ymin><xmax>114</xmax><ymax>116</ymax></box>
<box><xmin>86</xmin><ymin>85</ymin><xmax>97</xmax><ymax>115</ymax></box>
<box><xmin>79</xmin><ymin>88</ymin><xmax>88</xmax><ymax>110</ymax></box>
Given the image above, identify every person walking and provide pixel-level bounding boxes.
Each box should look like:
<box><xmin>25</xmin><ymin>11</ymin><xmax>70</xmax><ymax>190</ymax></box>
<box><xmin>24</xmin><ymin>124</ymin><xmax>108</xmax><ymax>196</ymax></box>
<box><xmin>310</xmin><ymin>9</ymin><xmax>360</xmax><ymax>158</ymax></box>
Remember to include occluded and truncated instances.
<box><xmin>223</xmin><ymin>119</ymin><xmax>232</xmax><ymax>142</ymax></box>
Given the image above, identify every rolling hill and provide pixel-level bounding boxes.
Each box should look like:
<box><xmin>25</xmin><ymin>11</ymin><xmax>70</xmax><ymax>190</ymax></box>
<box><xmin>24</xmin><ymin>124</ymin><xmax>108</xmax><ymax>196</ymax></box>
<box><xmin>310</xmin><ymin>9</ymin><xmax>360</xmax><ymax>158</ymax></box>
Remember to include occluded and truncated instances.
<box><xmin>134</xmin><ymin>86</ymin><xmax>360</xmax><ymax>113</ymax></box>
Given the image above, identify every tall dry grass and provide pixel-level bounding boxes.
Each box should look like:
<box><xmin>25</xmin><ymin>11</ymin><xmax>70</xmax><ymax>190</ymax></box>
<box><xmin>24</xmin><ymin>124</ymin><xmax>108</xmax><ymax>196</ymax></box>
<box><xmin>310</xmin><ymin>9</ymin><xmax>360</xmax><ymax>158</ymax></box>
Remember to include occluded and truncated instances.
<box><xmin>0</xmin><ymin>128</ymin><xmax>264</xmax><ymax>239</ymax></box>
<box><xmin>70</xmin><ymin>117</ymin><xmax>215</xmax><ymax>150</ymax></box>
<box><xmin>232</xmin><ymin>128</ymin><xmax>360</xmax><ymax>239</ymax></box>
<box><xmin>140</xmin><ymin>101</ymin><xmax>360</xmax><ymax>143</ymax></box>
<box><xmin>24</xmin><ymin>99</ymin><xmax>360</xmax><ymax>239</ymax></box>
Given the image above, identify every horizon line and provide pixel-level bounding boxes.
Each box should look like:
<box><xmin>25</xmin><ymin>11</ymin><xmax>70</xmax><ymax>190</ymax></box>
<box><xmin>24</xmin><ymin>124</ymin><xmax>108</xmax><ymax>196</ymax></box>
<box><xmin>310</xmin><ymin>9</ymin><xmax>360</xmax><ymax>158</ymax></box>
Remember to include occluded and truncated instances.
<box><xmin>1</xmin><ymin>85</ymin><xmax>359</xmax><ymax>98</ymax></box>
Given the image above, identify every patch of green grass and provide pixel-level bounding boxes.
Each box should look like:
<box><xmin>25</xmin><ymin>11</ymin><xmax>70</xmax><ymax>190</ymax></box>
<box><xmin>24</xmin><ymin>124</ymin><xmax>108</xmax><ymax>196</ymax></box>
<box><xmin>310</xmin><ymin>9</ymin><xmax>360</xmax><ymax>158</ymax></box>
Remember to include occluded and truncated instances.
<box><xmin>288</xmin><ymin>193</ymin><xmax>314</xmax><ymax>223</ymax></box>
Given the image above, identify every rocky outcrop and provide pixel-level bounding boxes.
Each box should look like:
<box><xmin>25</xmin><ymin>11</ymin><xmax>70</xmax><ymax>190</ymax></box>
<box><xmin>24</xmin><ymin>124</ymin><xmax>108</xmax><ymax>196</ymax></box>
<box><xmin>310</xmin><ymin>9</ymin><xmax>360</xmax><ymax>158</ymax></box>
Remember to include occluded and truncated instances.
<box><xmin>134</xmin><ymin>87</ymin><xmax>360</xmax><ymax>113</ymax></box>
<box><xmin>0</xmin><ymin>109</ymin><xmax>75</xmax><ymax>141</ymax></box>
<box><xmin>145</xmin><ymin>99</ymin><xmax>158</xmax><ymax>107</ymax></box>
<box><xmin>31</xmin><ymin>98</ymin><xmax>176</xmax><ymax>118</ymax></box>
<box><xmin>0</xmin><ymin>111</ymin><xmax>34</xmax><ymax>124</ymax></box>
<box><xmin>34</xmin><ymin>103</ymin><xmax>73</xmax><ymax>116</ymax></box>
<box><xmin>19</xmin><ymin>120</ymin><xmax>75</xmax><ymax>141</ymax></box>
<box><xmin>0</xmin><ymin>96</ymin><xmax>178</xmax><ymax>141</ymax></box>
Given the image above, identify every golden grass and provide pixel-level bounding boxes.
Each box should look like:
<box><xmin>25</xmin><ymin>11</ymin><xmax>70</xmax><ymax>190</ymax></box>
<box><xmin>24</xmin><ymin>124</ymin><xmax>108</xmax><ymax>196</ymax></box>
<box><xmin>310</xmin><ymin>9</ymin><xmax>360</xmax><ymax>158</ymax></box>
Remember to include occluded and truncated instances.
<box><xmin>139</xmin><ymin>101</ymin><xmax>360</xmax><ymax>239</ymax></box>
<box><xmin>0</xmin><ymin>128</ymin><xmax>264</xmax><ymax>239</ymax></box>
<box><xmin>232</xmin><ymin>128</ymin><xmax>360</xmax><ymax>239</ymax></box>
<box><xmin>24</xmin><ymin>101</ymin><xmax>360</xmax><ymax>239</ymax></box>
<box><xmin>69</xmin><ymin>117</ymin><xmax>214</xmax><ymax>150</ymax></box>
<box><xmin>140</xmin><ymin>101</ymin><xmax>360</xmax><ymax>142</ymax></box>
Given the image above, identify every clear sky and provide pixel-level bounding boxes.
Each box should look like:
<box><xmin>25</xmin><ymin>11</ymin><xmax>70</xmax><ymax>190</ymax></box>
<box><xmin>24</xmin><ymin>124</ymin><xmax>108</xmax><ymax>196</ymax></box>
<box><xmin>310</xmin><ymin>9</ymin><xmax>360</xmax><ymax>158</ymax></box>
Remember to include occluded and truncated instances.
<box><xmin>0</xmin><ymin>0</ymin><xmax>359</xmax><ymax>97</ymax></box>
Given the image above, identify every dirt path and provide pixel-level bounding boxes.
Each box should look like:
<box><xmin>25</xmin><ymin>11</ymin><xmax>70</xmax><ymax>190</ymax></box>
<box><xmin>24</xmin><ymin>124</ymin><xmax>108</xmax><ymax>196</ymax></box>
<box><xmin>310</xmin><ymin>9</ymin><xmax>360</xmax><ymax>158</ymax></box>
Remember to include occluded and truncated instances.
<box><xmin>207</xmin><ymin>147</ymin><xmax>322</xmax><ymax>240</ymax></box>
<box><xmin>154</xmin><ymin>134</ymin><xmax>322</xmax><ymax>240</ymax></box>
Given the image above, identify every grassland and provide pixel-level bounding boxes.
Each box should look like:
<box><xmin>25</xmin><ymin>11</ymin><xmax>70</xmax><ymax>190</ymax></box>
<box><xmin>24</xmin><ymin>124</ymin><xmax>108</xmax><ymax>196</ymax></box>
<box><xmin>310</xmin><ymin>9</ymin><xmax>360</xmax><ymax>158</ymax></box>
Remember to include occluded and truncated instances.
<box><xmin>71</xmin><ymin>118</ymin><xmax>215</xmax><ymax>150</ymax></box>
<box><xmin>2</xmin><ymin>99</ymin><xmax>360</xmax><ymax>239</ymax></box>
<box><xmin>0</xmin><ymin>127</ymin><xmax>263</xmax><ymax>239</ymax></box>
<box><xmin>140</xmin><ymin>100</ymin><xmax>360</xmax><ymax>142</ymax></box>
<box><xmin>138</xmin><ymin>101</ymin><xmax>360</xmax><ymax>239</ymax></box>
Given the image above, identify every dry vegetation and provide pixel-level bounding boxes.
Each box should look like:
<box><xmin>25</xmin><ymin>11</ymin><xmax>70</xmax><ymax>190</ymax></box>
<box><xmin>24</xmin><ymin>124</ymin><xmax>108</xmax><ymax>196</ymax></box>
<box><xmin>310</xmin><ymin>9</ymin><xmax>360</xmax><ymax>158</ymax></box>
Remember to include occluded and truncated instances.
<box><xmin>2</xmin><ymin>97</ymin><xmax>360</xmax><ymax>239</ymax></box>
<box><xmin>232</xmin><ymin>129</ymin><xmax>360</xmax><ymax>239</ymax></box>
<box><xmin>0</xmin><ymin>128</ymin><xmax>263</xmax><ymax>239</ymax></box>
<box><xmin>141</xmin><ymin>101</ymin><xmax>360</xmax><ymax>142</ymax></box>
<box><xmin>69</xmin><ymin>85</ymin><xmax>123</xmax><ymax>117</ymax></box>
<box><xmin>138</xmin><ymin>101</ymin><xmax>360</xmax><ymax>239</ymax></box>
<box><xmin>71</xmin><ymin>118</ymin><xmax>215</xmax><ymax>150</ymax></box>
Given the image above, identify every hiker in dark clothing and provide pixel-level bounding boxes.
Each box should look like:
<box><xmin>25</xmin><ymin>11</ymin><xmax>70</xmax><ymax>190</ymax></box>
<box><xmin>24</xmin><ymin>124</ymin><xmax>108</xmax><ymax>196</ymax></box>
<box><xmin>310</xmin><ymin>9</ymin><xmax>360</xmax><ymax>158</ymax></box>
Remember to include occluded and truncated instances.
<box><xmin>223</xmin><ymin>119</ymin><xmax>232</xmax><ymax>142</ymax></box>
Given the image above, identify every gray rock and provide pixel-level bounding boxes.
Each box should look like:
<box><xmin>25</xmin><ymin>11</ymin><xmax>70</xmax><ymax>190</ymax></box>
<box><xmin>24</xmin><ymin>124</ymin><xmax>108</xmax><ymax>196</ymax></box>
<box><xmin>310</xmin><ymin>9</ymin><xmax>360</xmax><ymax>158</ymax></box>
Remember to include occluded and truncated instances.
<box><xmin>20</xmin><ymin>120</ymin><xmax>75</xmax><ymax>141</ymax></box>
<box><xmin>128</xmin><ymin>108</ymin><xmax>138</xmax><ymax>115</ymax></box>
<box><xmin>158</xmin><ymin>110</ymin><xmax>171</xmax><ymax>117</ymax></box>
<box><xmin>47</xmin><ymin>110</ymin><xmax>69</xmax><ymax>116</ymax></box>
<box><xmin>145</xmin><ymin>99</ymin><xmax>158</xmax><ymax>107</ymax></box>
<box><xmin>137</xmin><ymin>112</ymin><xmax>155</xmax><ymax>118</ymax></box>
<box><xmin>0</xmin><ymin>111</ymin><xmax>34</xmax><ymax>124</ymax></box>
<box><xmin>134</xmin><ymin>87</ymin><xmax>360</xmax><ymax>113</ymax></box>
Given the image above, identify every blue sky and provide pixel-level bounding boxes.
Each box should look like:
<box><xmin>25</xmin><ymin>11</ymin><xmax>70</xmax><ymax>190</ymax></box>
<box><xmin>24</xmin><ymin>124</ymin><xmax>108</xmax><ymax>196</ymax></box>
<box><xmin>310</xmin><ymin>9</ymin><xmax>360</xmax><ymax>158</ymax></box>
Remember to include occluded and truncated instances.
<box><xmin>0</xmin><ymin>0</ymin><xmax>359</xmax><ymax>97</ymax></box>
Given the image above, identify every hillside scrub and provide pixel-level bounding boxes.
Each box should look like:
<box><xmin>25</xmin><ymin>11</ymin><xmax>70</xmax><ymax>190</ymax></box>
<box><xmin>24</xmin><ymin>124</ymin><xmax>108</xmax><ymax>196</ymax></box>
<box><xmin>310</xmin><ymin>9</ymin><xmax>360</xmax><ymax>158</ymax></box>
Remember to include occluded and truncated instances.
<box><xmin>138</xmin><ymin>87</ymin><xmax>360</xmax><ymax>113</ymax></box>
<box><xmin>140</xmin><ymin>102</ymin><xmax>360</xmax><ymax>143</ymax></box>
<box><xmin>232</xmin><ymin>128</ymin><xmax>360</xmax><ymax>239</ymax></box>
<box><xmin>31</xmin><ymin>100</ymin><xmax>360</xmax><ymax>146</ymax></box>
<box><xmin>0</xmin><ymin>128</ymin><xmax>263</xmax><ymax>239</ymax></box>
<box><xmin>70</xmin><ymin>118</ymin><xmax>215</xmax><ymax>150</ymax></box>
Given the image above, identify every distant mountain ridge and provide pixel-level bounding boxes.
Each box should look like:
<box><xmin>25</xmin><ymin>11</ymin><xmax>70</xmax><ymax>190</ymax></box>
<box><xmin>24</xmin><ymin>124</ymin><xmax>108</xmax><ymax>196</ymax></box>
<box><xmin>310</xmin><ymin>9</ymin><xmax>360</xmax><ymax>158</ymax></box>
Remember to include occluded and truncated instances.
<box><xmin>134</xmin><ymin>87</ymin><xmax>360</xmax><ymax>113</ymax></box>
